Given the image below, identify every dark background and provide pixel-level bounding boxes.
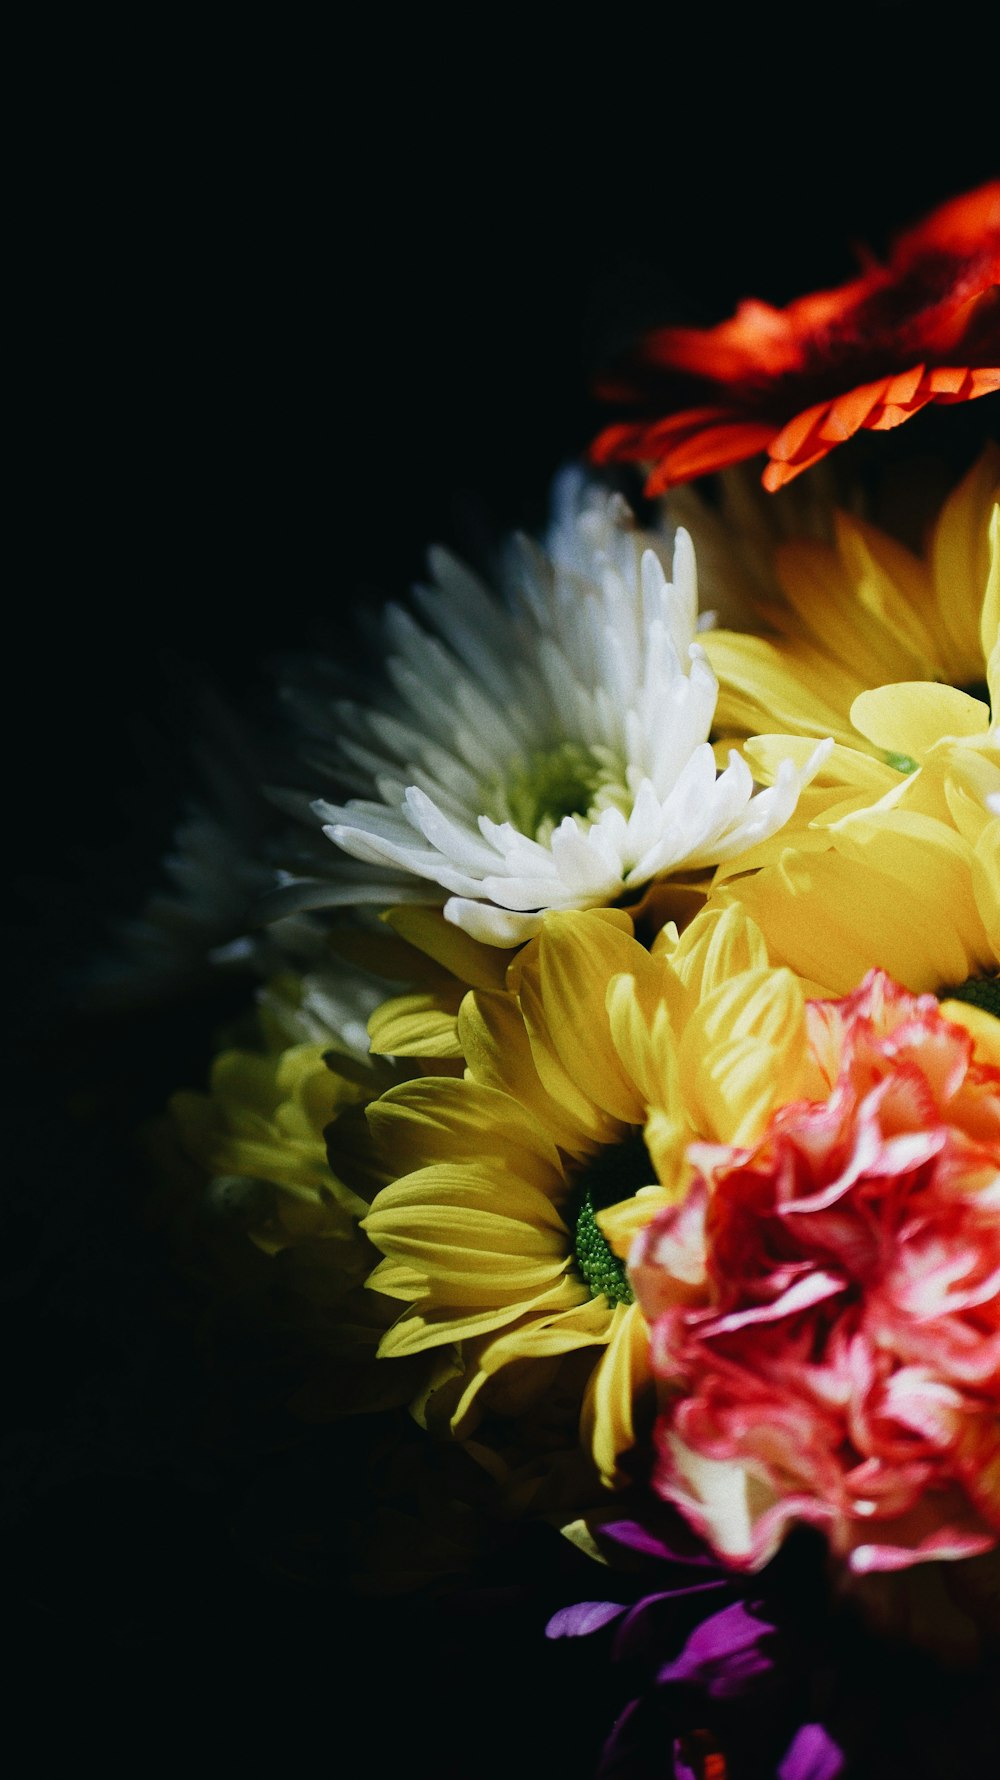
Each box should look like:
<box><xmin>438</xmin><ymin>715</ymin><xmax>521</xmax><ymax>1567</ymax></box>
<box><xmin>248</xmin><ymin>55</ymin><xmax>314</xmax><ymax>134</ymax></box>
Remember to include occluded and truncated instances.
<box><xmin>6</xmin><ymin>12</ymin><xmax>998</xmax><ymax>1772</ymax></box>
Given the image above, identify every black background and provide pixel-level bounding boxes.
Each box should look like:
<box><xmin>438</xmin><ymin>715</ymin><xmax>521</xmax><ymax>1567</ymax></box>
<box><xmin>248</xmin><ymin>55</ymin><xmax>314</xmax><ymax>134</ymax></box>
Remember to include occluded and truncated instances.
<box><xmin>6</xmin><ymin>11</ymin><xmax>999</xmax><ymax>1773</ymax></box>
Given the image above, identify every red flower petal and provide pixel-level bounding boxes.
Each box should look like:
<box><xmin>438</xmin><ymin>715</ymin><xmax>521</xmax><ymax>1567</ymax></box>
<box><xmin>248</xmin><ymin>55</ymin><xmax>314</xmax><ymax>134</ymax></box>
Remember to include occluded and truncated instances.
<box><xmin>595</xmin><ymin>182</ymin><xmax>1000</xmax><ymax>492</ymax></box>
<box><xmin>645</xmin><ymin>422</ymin><xmax>778</xmax><ymax>494</ymax></box>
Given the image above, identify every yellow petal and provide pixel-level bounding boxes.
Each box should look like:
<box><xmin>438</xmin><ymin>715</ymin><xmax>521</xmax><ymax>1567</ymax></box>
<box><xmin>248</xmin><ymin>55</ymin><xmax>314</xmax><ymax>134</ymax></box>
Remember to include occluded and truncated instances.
<box><xmin>928</xmin><ymin>445</ymin><xmax>999</xmax><ymax>673</ymax></box>
<box><xmin>384</xmin><ymin>904</ymin><xmax>512</xmax><ymax>990</ymax></box>
<box><xmin>559</xmin><ymin>1519</ymin><xmax>611</xmax><ymax>1565</ymax></box>
<box><xmin>729</xmin><ymin>815</ymin><xmax>992</xmax><ymax>995</ymax></box>
<box><xmin>834</xmin><ymin>511</ymin><xmax>938</xmax><ymax>673</ymax></box>
<box><xmin>366</xmin><ymin>1157</ymin><xmax>567</xmax><ymax>1241</ymax></box>
<box><xmin>581</xmin><ymin>1302</ymin><xmax>654</xmax><ymax>1487</ymax></box>
<box><xmin>851</xmin><ymin>683</ymin><xmax>990</xmax><ymax>762</ymax></box>
<box><xmin>374</xmin><ymin>1272</ymin><xmax>587</xmax><ymax>1356</ymax></box>
<box><xmin>679</xmin><ymin>966</ymin><xmax>808</xmax><ymax>1144</ymax></box>
<box><xmin>941</xmin><ymin>752</ymin><xmax>1000</xmax><ymax>845</ymax></box>
<box><xmin>367</xmin><ymin>1078</ymin><xmax>562</xmax><ymax>1178</ymax></box>
<box><xmin>519</xmin><ymin>912</ymin><xmax>648</xmax><ymax>1135</ymax></box>
<box><xmin>665</xmin><ymin>903</ymin><xmax>770</xmax><ymax>1032</ymax></box>
<box><xmin>744</xmin><ymin>734</ymin><xmax>897</xmax><ymax>797</ymax></box>
<box><xmin>458</xmin><ymin>987</ymin><xmax>584</xmax><ymax>1154</ymax></box>
<box><xmin>475</xmin><ymin>1294</ymin><xmax>613</xmax><ymax>1365</ymax></box>
<box><xmin>982</xmin><ymin>506</ymin><xmax>1000</xmax><ymax>676</ymax></box>
<box><xmin>368</xmin><ymin>988</ymin><xmax>464</xmax><ymax>1057</ymax></box>
<box><xmin>598</xmin><ymin>1182</ymin><xmax>676</xmax><ymax>1258</ymax></box>
<box><xmin>776</xmin><ymin>532</ymin><xmax>921</xmax><ymax>683</ymax></box>
<box><xmin>705</xmin><ymin>631</ymin><xmax>860</xmax><ymax>748</ymax></box>
<box><xmin>605</xmin><ymin>951</ymin><xmax>678</xmax><ymax>1111</ymax></box>
<box><xmin>972</xmin><ymin>822</ymin><xmax>1000</xmax><ymax>962</ymax></box>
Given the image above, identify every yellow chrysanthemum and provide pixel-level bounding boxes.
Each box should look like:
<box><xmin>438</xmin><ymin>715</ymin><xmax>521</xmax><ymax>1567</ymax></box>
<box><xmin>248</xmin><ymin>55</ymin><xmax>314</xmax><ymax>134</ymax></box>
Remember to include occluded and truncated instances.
<box><xmin>359</xmin><ymin>901</ymin><xmax>809</xmax><ymax>1486</ymax></box>
<box><xmin>167</xmin><ymin>975</ymin><xmax>422</xmax><ymax>1414</ymax></box>
<box><xmin>701</xmin><ymin>447</ymin><xmax>998</xmax><ymax>793</ymax></box>
<box><xmin>361</xmin><ymin>910</ymin><xmax>655</xmax><ymax>1483</ymax></box>
<box><xmin>170</xmin><ymin>1000</ymin><xmax>369</xmax><ymax>1247</ymax></box>
<box><xmin>720</xmin><ymin>755</ymin><xmax>1000</xmax><ymax>1018</ymax></box>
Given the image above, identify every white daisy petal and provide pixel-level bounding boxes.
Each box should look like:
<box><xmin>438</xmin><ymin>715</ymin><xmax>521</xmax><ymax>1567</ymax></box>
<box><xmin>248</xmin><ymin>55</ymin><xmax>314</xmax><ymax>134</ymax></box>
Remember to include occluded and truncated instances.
<box><xmin>443</xmin><ymin>897</ymin><xmax>545</xmax><ymax>945</ymax></box>
<box><xmin>402</xmin><ymin>786</ymin><xmax>508</xmax><ymax>875</ymax></box>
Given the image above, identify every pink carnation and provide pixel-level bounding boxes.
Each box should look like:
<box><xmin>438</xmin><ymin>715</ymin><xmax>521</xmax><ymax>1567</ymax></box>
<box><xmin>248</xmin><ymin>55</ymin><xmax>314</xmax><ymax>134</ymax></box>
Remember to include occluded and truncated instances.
<box><xmin>630</xmin><ymin>972</ymin><xmax>1000</xmax><ymax>1575</ymax></box>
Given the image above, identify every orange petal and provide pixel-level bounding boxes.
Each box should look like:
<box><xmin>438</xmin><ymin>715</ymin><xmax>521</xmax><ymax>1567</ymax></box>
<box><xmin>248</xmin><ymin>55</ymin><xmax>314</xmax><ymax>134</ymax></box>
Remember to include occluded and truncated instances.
<box><xmin>867</xmin><ymin>393</ymin><xmax>934</xmax><ymax>430</ymax></box>
<box><xmin>881</xmin><ymin>364</ymin><xmax>926</xmax><ymax>406</ymax></box>
<box><xmin>924</xmin><ymin>365</ymin><xmax>970</xmax><ymax>396</ymax></box>
<box><xmin>963</xmin><ymin>367</ymin><xmax>1000</xmax><ymax>397</ymax></box>
<box><xmin>639</xmin><ymin>301</ymin><xmax>797</xmax><ymax>381</ymax></box>
<box><xmin>590</xmin><ymin>422</ymin><xmax>656</xmax><ymax>464</ymax></box>
<box><xmin>894</xmin><ymin>180</ymin><xmax>1000</xmax><ymax>271</ymax></box>
<box><xmin>762</xmin><ymin>442</ymin><xmax>836</xmax><ymax>492</ymax></box>
<box><xmin>817</xmin><ymin>377</ymin><xmax>891</xmax><ymax>443</ymax></box>
<box><xmin>641</xmin><ymin>406</ymin><xmax>744</xmax><ymax>447</ymax></box>
<box><xmin>768</xmin><ymin>399</ymin><xmax>831</xmax><ymax>464</ymax></box>
<box><xmin>646</xmin><ymin>420</ymin><xmax>777</xmax><ymax>492</ymax></box>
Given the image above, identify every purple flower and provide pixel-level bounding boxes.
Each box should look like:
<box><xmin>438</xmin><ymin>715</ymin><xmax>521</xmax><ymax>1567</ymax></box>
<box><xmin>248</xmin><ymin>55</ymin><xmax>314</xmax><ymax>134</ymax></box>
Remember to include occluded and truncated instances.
<box><xmin>547</xmin><ymin>1502</ymin><xmax>844</xmax><ymax>1779</ymax></box>
<box><xmin>778</xmin><ymin>1725</ymin><xmax>845</xmax><ymax>1780</ymax></box>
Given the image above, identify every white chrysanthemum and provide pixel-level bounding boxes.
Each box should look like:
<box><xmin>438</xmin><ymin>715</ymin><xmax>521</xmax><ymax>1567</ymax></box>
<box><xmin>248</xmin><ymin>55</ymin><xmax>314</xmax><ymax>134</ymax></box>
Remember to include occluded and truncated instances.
<box><xmin>311</xmin><ymin>472</ymin><xmax>831</xmax><ymax>945</ymax></box>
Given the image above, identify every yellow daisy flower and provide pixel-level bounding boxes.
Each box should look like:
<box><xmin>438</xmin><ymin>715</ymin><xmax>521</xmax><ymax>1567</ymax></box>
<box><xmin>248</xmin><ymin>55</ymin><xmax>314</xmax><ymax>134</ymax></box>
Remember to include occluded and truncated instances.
<box><xmin>701</xmin><ymin>447</ymin><xmax>998</xmax><ymax>781</ymax></box>
<box><xmin>359</xmin><ymin>901</ymin><xmax>803</xmax><ymax>1485</ymax></box>
<box><xmin>361</xmin><ymin>910</ymin><xmax>655</xmax><ymax>1482</ymax></box>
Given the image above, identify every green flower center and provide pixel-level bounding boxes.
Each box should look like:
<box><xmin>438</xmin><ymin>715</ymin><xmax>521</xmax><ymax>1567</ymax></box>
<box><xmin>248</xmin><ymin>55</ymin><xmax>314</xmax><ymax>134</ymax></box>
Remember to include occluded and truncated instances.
<box><xmin>486</xmin><ymin>741</ymin><xmax>628</xmax><ymax>844</ymax></box>
<box><xmin>568</xmin><ymin>1128</ymin><xmax>656</xmax><ymax>1305</ymax></box>
<box><xmin>940</xmin><ymin>972</ymin><xmax>1000</xmax><ymax>1020</ymax></box>
<box><xmin>884</xmin><ymin>751</ymin><xmax>919</xmax><ymax>775</ymax></box>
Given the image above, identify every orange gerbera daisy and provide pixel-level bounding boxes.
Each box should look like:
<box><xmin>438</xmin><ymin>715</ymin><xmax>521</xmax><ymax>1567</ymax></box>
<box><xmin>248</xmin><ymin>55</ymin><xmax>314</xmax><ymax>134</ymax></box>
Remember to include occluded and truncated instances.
<box><xmin>594</xmin><ymin>181</ymin><xmax>1000</xmax><ymax>493</ymax></box>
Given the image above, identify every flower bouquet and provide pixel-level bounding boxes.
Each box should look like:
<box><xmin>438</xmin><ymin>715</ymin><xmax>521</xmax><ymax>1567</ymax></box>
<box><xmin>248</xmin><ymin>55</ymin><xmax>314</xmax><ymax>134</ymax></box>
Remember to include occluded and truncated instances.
<box><xmin>93</xmin><ymin>179</ymin><xmax>999</xmax><ymax>1777</ymax></box>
